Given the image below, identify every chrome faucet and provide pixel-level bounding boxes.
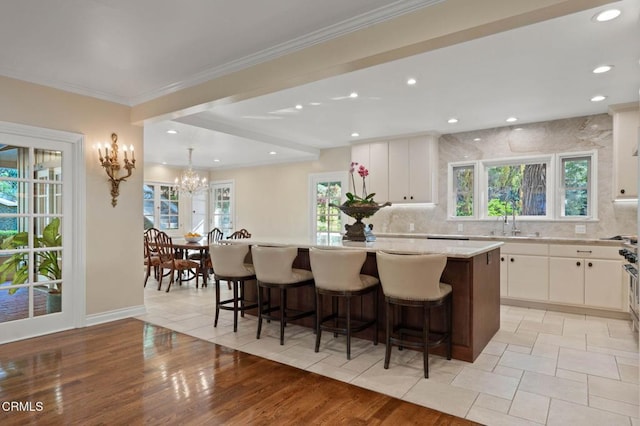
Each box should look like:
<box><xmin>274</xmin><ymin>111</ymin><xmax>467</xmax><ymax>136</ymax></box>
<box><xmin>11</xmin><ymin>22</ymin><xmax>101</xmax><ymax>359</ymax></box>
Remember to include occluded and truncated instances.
<box><xmin>510</xmin><ymin>200</ymin><xmax>521</xmax><ymax>236</ymax></box>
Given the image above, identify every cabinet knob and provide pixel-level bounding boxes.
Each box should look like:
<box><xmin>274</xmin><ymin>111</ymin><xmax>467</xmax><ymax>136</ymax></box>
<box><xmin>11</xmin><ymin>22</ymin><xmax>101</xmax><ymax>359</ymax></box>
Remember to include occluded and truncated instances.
<box><xmin>410</xmin><ymin>196</ymin><xmax>414</xmax><ymax>200</ymax></box>
<box><xmin>576</xmin><ymin>261</ymin><xmax>581</xmax><ymax>266</ymax></box>
<box><xmin>510</xmin><ymin>258</ymin><xmax>514</xmax><ymax>262</ymax></box>
<box><xmin>501</xmin><ymin>257</ymin><xmax>505</xmax><ymax>262</ymax></box>
<box><xmin>403</xmin><ymin>196</ymin><xmax>407</xmax><ymax>200</ymax></box>
<box><xmin>620</xmin><ymin>189</ymin><xmax>626</xmax><ymax>194</ymax></box>
<box><xmin>588</xmin><ymin>262</ymin><xmax>593</xmax><ymax>267</ymax></box>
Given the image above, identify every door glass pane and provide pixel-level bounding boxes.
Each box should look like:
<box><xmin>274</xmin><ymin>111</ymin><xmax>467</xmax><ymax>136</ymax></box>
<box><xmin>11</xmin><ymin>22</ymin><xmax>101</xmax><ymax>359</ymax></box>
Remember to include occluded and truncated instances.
<box><xmin>0</xmin><ymin>144</ymin><xmax>63</xmax><ymax>323</ymax></box>
<box><xmin>314</xmin><ymin>180</ymin><xmax>342</xmax><ymax>244</ymax></box>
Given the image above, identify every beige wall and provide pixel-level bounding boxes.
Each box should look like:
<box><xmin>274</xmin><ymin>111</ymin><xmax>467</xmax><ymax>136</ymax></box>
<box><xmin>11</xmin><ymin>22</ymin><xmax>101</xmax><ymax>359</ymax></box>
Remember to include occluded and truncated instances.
<box><xmin>0</xmin><ymin>76</ymin><xmax>143</xmax><ymax>316</ymax></box>
<box><xmin>210</xmin><ymin>147</ymin><xmax>349</xmax><ymax>238</ymax></box>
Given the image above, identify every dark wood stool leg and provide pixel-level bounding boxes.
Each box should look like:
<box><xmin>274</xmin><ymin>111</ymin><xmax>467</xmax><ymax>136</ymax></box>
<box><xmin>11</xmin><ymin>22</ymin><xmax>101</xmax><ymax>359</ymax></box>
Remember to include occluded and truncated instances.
<box><xmin>423</xmin><ymin>303</ymin><xmax>430</xmax><ymax>379</ymax></box>
<box><xmin>232</xmin><ymin>279</ymin><xmax>239</xmax><ymax>332</ymax></box>
<box><xmin>279</xmin><ymin>287</ymin><xmax>286</xmax><ymax>345</ymax></box>
<box><xmin>384</xmin><ymin>300</ymin><xmax>392</xmax><ymax>370</ymax></box>
<box><xmin>240</xmin><ymin>280</ymin><xmax>246</xmax><ymax>318</ymax></box>
<box><xmin>315</xmin><ymin>291</ymin><xmax>322</xmax><ymax>353</ymax></box>
<box><xmin>214</xmin><ymin>279</ymin><xmax>221</xmax><ymax>327</ymax></box>
<box><xmin>447</xmin><ymin>295</ymin><xmax>452</xmax><ymax>360</ymax></box>
<box><xmin>256</xmin><ymin>284</ymin><xmax>263</xmax><ymax>339</ymax></box>
<box><xmin>346</xmin><ymin>295</ymin><xmax>352</xmax><ymax>360</ymax></box>
<box><xmin>332</xmin><ymin>296</ymin><xmax>339</xmax><ymax>338</ymax></box>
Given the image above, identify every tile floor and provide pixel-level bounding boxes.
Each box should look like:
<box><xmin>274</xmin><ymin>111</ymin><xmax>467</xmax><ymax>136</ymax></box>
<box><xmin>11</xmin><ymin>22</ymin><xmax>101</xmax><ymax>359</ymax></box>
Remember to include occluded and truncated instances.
<box><xmin>137</xmin><ymin>281</ymin><xmax>640</xmax><ymax>425</ymax></box>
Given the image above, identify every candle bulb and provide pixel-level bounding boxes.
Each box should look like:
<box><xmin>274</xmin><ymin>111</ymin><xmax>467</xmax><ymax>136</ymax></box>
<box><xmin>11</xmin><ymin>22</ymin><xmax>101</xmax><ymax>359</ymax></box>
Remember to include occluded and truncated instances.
<box><xmin>130</xmin><ymin>145</ymin><xmax>135</xmax><ymax>161</ymax></box>
<box><xmin>122</xmin><ymin>145</ymin><xmax>128</xmax><ymax>160</ymax></box>
<box><xmin>97</xmin><ymin>143</ymin><xmax>103</xmax><ymax>161</ymax></box>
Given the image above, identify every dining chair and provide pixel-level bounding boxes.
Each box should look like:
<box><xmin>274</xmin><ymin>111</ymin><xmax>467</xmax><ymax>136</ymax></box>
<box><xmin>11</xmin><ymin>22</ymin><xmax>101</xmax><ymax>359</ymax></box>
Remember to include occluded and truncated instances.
<box><xmin>227</xmin><ymin>229</ymin><xmax>251</xmax><ymax>239</ymax></box>
<box><xmin>155</xmin><ymin>231</ymin><xmax>201</xmax><ymax>292</ymax></box>
<box><xmin>188</xmin><ymin>228</ymin><xmax>224</xmax><ymax>281</ymax></box>
<box><xmin>143</xmin><ymin>227</ymin><xmax>162</xmax><ymax>285</ymax></box>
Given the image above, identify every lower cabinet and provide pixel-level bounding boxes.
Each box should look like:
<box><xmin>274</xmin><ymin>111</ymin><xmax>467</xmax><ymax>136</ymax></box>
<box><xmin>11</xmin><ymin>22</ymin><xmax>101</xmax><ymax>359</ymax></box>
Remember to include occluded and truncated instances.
<box><xmin>501</xmin><ymin>242</ymin><xmax>625</xmax><ymax>312</ymax></box>
<box><xmin>505</xmin><ymin>254</ymin><xmax>549</xmax><ymax>301</ymax></box>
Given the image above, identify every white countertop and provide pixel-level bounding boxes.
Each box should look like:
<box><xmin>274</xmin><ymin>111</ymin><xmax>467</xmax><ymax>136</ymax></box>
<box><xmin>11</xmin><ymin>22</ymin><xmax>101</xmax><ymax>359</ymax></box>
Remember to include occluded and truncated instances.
<box><xmin>378</xmin><ymin>233</ymin><xmax>628</xmax><ymax>246</ymax></box>
<box><xmin>231</xmin><ymin>237</ymin><xmax>502</xmax><ymax>259</ymax></box>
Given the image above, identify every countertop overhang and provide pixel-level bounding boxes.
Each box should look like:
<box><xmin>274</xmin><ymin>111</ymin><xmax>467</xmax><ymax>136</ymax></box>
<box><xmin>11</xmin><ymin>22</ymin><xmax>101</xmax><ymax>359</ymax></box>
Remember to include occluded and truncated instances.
<box><xmin>229</xmin><ymin>237</ymin><xmax>502</xmax><ymax>259</ymax></box>
<box><xmin>377</xmin><ymin>233</ymin><xmax>627</xmax><ymax>246</ymax></box>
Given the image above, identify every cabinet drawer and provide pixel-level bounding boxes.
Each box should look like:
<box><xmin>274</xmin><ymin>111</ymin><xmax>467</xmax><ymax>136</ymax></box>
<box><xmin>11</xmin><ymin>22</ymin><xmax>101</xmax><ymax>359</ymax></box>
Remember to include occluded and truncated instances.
<box><xmin>501</xmin><ymin>242</ymin><xmax>549</xmax><ymax>256</ymax></box>
<box><xmin>549</xmin><ymin>244</ymin><xmax>621</xmax><ymax>259</ymax></box>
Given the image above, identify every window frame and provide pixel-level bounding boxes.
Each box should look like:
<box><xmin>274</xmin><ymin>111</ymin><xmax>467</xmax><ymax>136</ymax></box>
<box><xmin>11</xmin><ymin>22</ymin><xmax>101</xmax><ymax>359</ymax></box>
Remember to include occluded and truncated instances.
<box><xmin>308</xmin><ymin>172</ymin><xmax>348</xmax><ymax>244</ymax></box>
<box><xmin>143</xmin><ymin>181</ymin><xmax>182</xmax><ymax>235</ymax></box>
<box><xmin>447</xmin><ymin>151</ymin><xmax>596</xmax><ymax>221</ymax></box>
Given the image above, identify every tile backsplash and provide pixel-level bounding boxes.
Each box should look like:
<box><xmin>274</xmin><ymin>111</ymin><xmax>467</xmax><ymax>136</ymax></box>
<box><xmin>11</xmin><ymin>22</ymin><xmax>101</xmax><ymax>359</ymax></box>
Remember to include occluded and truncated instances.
<box><xmin>369</xmin><ymin>113</ymin><xmax>637</xmax><ymax>239</ymax></box>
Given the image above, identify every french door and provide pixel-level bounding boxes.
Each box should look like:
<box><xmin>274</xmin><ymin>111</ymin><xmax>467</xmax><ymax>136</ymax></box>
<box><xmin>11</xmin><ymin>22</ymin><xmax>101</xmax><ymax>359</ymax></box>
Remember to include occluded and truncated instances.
<box><xmin>210</xmin><ymin>181</ymin><xmax>234</xmax><ymax>237</ymax></box>
<box><xmin>0</xmin><ymin>124</ymin><xmax>77</xmax><ymax>343</ymax></box>
<box><xmin>309</xmin><ymin>172</ymin><xmax>348</xmax><ymax>244</ymax></box>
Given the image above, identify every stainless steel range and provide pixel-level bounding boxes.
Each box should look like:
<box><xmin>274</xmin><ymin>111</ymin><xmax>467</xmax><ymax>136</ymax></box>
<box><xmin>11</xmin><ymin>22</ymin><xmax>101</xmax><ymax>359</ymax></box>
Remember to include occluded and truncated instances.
<box><xmin>619</xmin><ymin>243</ymin><xmax>639</xmax><ymax>332</ymax></box>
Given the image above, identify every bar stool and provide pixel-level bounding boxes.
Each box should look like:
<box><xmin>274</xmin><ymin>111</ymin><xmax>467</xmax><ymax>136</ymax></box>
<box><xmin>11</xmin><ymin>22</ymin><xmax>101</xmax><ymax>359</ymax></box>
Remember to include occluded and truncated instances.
<box><xmin>210</xmin><ymin>243</ymin><xmax>258</xmax><ymax>332</ymax></box>
<box><xmin>309</xmin><ymin>248</ymin><xmax>379</xmax><ymax>360</ymax></box>
<box><xmin>376</xmin><ymin>251</ymin><xmax>452</xmax><ymax>378</ymax></box>
<box><xmin>251</xmin><ymin>245</ymin><xmax>315</xmax><ymax>345</ymax></box>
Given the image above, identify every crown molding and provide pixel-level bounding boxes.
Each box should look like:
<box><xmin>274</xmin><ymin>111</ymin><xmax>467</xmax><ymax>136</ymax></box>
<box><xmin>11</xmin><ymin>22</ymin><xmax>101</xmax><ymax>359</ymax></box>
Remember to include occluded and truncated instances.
<box><xmin>129</xmin><ymin>0</ymin><xmax>444</xmax><ymax>105</ymax></box>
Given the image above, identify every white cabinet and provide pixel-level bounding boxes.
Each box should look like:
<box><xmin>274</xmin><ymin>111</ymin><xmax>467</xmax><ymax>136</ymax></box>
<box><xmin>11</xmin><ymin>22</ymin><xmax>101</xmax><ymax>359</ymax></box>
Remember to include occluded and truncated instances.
<box><xmin>351</xmin><ymin>141</ymin><xmax>388</xmax><ymax>201</ymax></box>
<box><xmin>387</xmin><ymin>135</ymin><xmax>438</xmax><ymax>203</ymax></box>
<box><xmin>500</xmin><ymin>242</ymin><xmax>549</xmax><ymax>301</ymax></box>
<box><xmin>611</xmin><ymin>105</ymin><xmax>639</xmax><ymax>199</ymax></box>
<box><xmin>548</xmin><ymin>244</ymin><xmax>625</xmax><ymax>310</ymax></box>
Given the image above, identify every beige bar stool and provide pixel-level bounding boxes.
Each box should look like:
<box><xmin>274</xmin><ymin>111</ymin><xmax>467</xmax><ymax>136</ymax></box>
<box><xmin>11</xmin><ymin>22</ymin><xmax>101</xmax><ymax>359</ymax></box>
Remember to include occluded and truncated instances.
<box><xmin>210</xmin><ymin>243</ymin><xmax>258</xmax><ymax>332</ymax></box>
<box><xmin>376</xmin><ymin>251</ymin><xmax>452</xmax><ymax>378</ymax></box>
<box><xmin>309</xmin><ymin>248</ymin><xmax>379</xmax><ymax>359</ymax></box>
<box><xmin>251</xmin><ymin>245</ymin><xmax>315</xmax><ymax>345</ymax></box>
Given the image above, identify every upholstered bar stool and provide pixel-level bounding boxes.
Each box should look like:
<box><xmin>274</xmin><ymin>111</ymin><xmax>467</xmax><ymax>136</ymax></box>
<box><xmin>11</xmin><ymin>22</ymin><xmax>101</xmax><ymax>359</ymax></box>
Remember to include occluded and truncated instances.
<box><xmin>309</xmin><ymin>248</ymin><xmax>379</xmax><ymax>360</ymax></box>
<box><xmin>210</xmin><ymin>243</ymin><xmax>258</xmax><ymax>332</ymax></box>
<box><xmin>376</xmin><ymin>251</ymin><xmax>452</xmax><ymax>378</ymax></box>
<box><xmin>251</xmin><ymin>245</ymin><xmax>315</xmax><ymax>345</ymax></box>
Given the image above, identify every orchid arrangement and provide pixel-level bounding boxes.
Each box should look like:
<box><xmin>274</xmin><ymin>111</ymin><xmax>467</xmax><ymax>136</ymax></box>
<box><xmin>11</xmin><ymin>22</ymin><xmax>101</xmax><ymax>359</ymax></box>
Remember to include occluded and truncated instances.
<box><xmin>345</xmin><ymin>162</ymin><xmax>376</xmax><ymax>205</ymax></box>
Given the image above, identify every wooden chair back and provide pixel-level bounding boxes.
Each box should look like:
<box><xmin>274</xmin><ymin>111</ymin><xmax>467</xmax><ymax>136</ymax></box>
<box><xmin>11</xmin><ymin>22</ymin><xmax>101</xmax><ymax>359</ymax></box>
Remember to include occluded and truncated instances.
<box><xmin>227</xmin><ymin>229</ymin><xmax>251</xmax><ymax>239</ymax></box>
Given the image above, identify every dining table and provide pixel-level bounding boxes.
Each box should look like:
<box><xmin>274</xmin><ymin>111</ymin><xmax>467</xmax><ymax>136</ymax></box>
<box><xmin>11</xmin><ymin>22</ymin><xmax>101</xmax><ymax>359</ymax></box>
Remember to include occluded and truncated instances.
<box><xmin>171</xmin><ymin>238</ymin><xmax>210</xmax><ymax>286</ymax></box>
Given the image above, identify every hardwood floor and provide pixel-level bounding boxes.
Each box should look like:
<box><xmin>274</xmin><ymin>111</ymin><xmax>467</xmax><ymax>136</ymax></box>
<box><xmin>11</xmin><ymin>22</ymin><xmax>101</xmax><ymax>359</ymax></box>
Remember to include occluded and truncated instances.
<box><xmin>0</xmin><ymin>319</ymin><xmax>479</xmax><ymax>425</ymax></box>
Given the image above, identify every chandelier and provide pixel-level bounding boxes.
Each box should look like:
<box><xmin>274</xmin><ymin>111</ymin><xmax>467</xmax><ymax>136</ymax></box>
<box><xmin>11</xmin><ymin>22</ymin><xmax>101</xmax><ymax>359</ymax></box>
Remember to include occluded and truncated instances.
<box><xmin>173</xmin><ymin>148</ymin><xmax>208</xmax><ymax>196</ymax></box>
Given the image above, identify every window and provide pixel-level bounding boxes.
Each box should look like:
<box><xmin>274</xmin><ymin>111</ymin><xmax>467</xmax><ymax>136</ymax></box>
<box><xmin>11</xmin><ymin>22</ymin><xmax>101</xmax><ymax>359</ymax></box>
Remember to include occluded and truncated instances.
<box><xmin>486</xmin><ymin>160</ymin><xmax>548</xmax><ymax>218</ymax></box>
<box><xmin>310</xmin><ymin>172</ymin><xmax>348</xmax><ymax>244</ymax></box>
<box><xmin>451</xmin><ymin>164</ymin><xmax>475</xmax><ymax>217</ymax></box>
<box><xmin>448</xmin><ymin>151</ymin><xmax>595</xmax><ymax>220</ymax></box>
<box><xmin>143</xmin><ymin>183</ymin><xmax>180</xmax><ymax>231</ymax></box>
<box><xmin>560</xmin><ymin>155</ymin><xmax>593</xmax><ymax>217</ymax></box>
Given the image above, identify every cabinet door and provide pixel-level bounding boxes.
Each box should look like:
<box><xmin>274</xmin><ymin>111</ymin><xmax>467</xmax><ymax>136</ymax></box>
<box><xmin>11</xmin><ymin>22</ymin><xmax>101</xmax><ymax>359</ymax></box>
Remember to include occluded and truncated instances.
<box><xmin>408</xmin><ymin>137</ymin><xmax>433</xmax><ymax>202</ymax></box>
<box><xmin>612</xmin><ymin>109</ymin><xmax>639</xmax><ymax>199</ymax></box>
<box><xmin>388</xmin><ymin>139</ymin><xmax>410</xmax><ymax>202</ymax></box>
<box><xmin>368</xmin><ymin>141</ymin><xmax>389</xmax><ymax>202</ymax></box>
<box><xmin>549</xmin><ymin>257</ymin><xmax>584</xmax><ymax>304</ymax></box>
<box><xmin>507</xmin><ymin>255</ymin><xmax>549</xmax><ymax>300</ymax></box>
<box><xmin>584</xmin><ymin>259</ymin><xmax>623</xmax><ymax>309</ymax></box>
<box><xmin>500</xmin><ymin>253</ymin><xmax>508</xmax><ymax>296</ymax></box>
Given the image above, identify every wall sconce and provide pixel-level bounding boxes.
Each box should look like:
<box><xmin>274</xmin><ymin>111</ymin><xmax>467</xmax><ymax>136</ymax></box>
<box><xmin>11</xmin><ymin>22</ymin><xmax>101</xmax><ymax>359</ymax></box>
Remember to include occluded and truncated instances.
<box><xmin>97</xmin><ymin>133</ymin><xmax>135</xmax><ymax>207</ymax></box>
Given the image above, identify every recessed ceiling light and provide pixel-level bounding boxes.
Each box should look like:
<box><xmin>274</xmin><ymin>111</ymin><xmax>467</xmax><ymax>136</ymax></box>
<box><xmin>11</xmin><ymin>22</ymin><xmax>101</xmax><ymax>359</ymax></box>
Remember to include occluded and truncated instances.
<box><xmin>407</xmin><ymin>78</ymin><xmax>417</xmax><ymax>85</ymax></box>
<box><xmin>506</xmin><ymin>117</ymin><xmax>518</xmax><ymax>123</ymax></box>
<box><xmin>295</xmin><ymin>104</ymin><xmax>303</xmax><ymax>110</ymax></box>
<box><xmin>309</xmin><ymin>102</ymin><xmax>321</xmax><ymax>106</ymax></box>
<box><xmin>269</xmin><ymin>151</ymin><xmax>277</xmax><ymax>155</ymax></box>
<box><xmin>213</xmin><ymin>159</ymin><xmax>220</xmax><ymax>163</ymax></box>
<box><xmin>593</xmin><ymin>65</ymin><xmax>613</xmax><ymax>74</ymax></box>
<box><xmin>514</xmin><ymin>127</ymin><xmax>523</xmax><ymax>131</ymax></box>
<box><xmin>161</xmin><ymin>161</ymin><xmax>167</xmax><ymax>165</ymax></box>
<box><xmin>166</xmin><ymin>129</ymin><xmax>178</xmax><ymax>134</ymax></box>
<box><xmin>473</xmin><ymin>138</ymin><xmax>482</xmax><ymax>142</ymax></box>
<box><xmin>448</xmin><ymin>118</ymin><xmax>458</xmax><ymax>124</ymax></box>
<box><xmin>591</xmin><ymin>95</ymin><xmax>607</xmax><ymax>102</ymax></box>
<box><xmin>594</xmin><ymin>9</ymin><xmax>621</xmax><ymax>22</ymax></box>
<box><xmin>351</xmin><ymin>132</ymin><xmax>360</xmax><ymax>137</ymax></box>
<box><xmin>349</xmin><ymin>92</ymin><xmax>358</xmax><ymax>98</ymax></box>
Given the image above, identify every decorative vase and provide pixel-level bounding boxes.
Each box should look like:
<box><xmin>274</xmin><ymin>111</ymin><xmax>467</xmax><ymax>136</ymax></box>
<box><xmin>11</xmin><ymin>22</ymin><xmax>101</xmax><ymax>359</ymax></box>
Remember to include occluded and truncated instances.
<box><xmin>333</xmin><ymin>202</ymin><xmax>391</xmax><ymax>242</ymax></box>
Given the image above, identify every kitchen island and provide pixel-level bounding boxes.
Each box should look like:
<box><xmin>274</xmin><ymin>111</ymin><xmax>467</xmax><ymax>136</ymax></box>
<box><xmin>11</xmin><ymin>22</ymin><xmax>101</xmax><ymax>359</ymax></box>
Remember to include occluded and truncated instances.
<box><xmin>229</xmin><ymin>237</ymin><xmax>502</xmax><ymax>362</ymax></box>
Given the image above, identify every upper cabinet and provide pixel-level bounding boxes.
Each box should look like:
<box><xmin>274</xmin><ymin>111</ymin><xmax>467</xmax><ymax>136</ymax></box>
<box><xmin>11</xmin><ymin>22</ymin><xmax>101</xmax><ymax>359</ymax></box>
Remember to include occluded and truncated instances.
<box><xmin>351</xmin><ymin>135</ymin><xmax>438</xmax><ymax>204</ymax></box>
<box><xmin>610</xmin><ymin>104</ymin><xmax>640</xmax><ymax>199</ymax></box>
<box><xmin>388</xmin><ymin>136</ymin><xmax>438</xmax><ymax>203</ymax></box>
<box><xmin>351</xmin><ymin>141</ymin><xmax>389</xmax><ymax>202</ymax></box>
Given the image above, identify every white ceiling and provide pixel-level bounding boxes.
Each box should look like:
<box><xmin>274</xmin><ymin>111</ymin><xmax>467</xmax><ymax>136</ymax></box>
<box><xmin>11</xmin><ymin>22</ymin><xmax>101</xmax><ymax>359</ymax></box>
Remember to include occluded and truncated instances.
<box><xmin>1</xmin><ymin>0</ymin><xmax>638</xmax><ymax>170</ymax></box>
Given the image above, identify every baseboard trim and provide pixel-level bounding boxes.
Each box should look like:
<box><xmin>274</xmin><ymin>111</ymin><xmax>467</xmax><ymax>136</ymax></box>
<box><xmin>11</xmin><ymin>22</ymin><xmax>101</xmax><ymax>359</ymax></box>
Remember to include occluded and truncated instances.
<box><xmin>85</xmin><ymin>305</ymin><xmax>147</xmax><ymax>327</ymax></box>
<box><xmin>501</xmin><ymin>298</ymin><xmax>631</xmax><ymax>320</ymax></box>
